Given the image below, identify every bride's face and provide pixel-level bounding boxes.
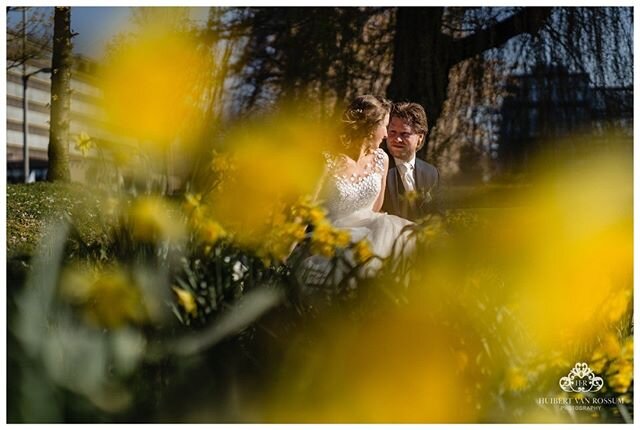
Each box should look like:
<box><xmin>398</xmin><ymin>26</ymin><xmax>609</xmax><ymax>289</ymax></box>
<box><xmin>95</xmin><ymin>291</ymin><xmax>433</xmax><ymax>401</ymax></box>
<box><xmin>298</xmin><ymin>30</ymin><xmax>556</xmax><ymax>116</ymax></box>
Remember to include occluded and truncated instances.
<box><xmin>369</xmin><ymin>113</ymin><xmax>390</xmax><ymax>147</ymax></box>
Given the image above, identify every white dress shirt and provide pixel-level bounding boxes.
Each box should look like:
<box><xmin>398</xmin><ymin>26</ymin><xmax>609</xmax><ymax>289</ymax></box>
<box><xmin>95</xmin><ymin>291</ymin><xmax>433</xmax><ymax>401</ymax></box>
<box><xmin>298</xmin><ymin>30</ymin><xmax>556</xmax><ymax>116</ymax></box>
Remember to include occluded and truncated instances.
<box><xmin>394</xmin><ymin>156</ymin><xmax>416</xmax><ymax>192</ymax></box>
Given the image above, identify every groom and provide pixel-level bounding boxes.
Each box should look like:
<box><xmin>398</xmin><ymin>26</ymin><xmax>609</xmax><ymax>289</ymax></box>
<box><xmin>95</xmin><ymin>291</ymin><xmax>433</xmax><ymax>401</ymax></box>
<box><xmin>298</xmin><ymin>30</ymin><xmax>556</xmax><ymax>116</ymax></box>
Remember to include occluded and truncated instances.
<box><xmin>382</xmin><ymin>102</ymin><xmax>439</xmax><ymax>221</ymax></box>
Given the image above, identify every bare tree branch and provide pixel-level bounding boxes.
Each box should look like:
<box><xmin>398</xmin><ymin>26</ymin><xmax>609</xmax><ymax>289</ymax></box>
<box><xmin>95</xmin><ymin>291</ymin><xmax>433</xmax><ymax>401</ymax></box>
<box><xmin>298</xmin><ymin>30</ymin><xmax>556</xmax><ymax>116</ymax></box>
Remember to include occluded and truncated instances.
<box><xmin>452</xmin><ymin>7</ymin><xmax>553</xmax><ymax>64</ymax></box>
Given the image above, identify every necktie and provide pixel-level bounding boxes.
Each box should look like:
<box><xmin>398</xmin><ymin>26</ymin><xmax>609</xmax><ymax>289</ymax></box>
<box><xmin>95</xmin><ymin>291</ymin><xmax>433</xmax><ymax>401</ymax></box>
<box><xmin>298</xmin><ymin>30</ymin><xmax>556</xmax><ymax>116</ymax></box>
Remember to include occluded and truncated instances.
<box><xmin>401</xmin><ymin>163</ymin><xmax>415</xmax><ymax>192</ymax></box>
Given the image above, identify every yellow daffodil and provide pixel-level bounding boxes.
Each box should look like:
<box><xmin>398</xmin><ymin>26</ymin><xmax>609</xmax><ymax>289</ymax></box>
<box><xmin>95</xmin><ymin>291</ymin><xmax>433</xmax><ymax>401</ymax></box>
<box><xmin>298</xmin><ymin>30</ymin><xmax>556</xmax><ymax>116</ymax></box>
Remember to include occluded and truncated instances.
<box><xmin>210</xmin><ymin>150</ymin><xmax>235</xmax><ymax>175</ymax></box>
<box><xmin>622</xmin><ymin>337</ymin><xmax>633</xmax><ymax>361</ymax></box>
<box><xmin>334</xmin><ymin>230</ymin><xmax>351</xmax><ymax>248</ymax></box>
<box><xmin>353</xmin><ymin>240</ymin><xmax>374</xmax><ymax>264</ymax></box>
<box><xmin>505</xmin><ymin>367</ymin><xmax>528</xmax><ymax>392</ymax></box>
<box><xmin>601</xmin><ymin>332</ymin><xmax>622</xmax><ymax>359</ymax></box>
<box><xmin>260</xmin><ymin>221</ymin><xmax>307</xmax><ymax>265</ymax></box>
<box><xmin>172</xmin><ymin>286</ymin><xmax>197</xmax><ymax>316</ymax></box>
<box><xmin>199</xmin><ymin>220</ymin><xmax>227</xmax><ymax>244</ymax></box>
<box><xmin>589</xmin><ymin>351</ymin><xmax>608</xmax><ymax>375</ymax></box>
<box><xmin>310</xmin><ymin>221</ymin><xmax>351</xmax><ymax>258</ymax></box>
<box><xmin>183</xmin><ymin>193</ymin><xmax>203</xmax><ymax>215</ymax></box>
<box><xmin>291</xmin><ymin>197</ymin><xmax>327</xmax><ymax>226</ymax></box>
<box><xmin>59</xmin><ymin>265</ymin><xmax>147</xmax><ymax>329</ymax></box>
<box><xmin>128</xmin><ymin>196</ymin><xmax>185</xmax><ymax>243</ymax></box>
<box><xmin>606</xmin><ymin>358</ymin><xmax>632</xmax><ymax>393</ymax></box>
<box><xmin>74</xmin><ymin>131</ymin><xmax>94</xmax><ymax>156</ymax></box>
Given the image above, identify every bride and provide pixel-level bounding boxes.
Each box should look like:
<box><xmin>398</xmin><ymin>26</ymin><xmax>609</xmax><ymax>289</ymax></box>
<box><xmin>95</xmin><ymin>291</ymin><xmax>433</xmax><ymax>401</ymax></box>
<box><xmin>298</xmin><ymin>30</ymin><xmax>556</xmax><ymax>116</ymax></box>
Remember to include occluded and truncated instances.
<box><xmin>297</xmin><ymin>95</ymin><xmax>415</xmax><ymax>285</ymax></box>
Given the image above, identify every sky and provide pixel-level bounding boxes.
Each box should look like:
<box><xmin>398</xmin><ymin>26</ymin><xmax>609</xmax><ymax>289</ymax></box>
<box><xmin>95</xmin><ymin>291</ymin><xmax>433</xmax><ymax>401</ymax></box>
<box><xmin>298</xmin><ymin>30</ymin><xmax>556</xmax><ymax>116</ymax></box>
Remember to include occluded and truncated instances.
<box><xmin>72</xmin><ymin>7</ymin><xmax>210</xmax><ymax>59</ymax></box>
<box><xmin>8</xmin><ymin>7</ymin><xmax>210</xmax><ymax>61</ymax></box>
<box><xmin>71</xmin><ymin>7</ymin><xmax>133</xmax><ymax>59</ymax></box>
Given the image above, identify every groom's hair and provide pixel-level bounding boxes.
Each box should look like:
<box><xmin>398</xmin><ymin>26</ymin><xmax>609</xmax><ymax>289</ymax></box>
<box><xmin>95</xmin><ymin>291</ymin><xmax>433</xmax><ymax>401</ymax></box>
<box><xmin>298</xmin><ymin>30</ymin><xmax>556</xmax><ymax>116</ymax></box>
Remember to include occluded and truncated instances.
<box><xmin>391</xmin><ymin>102</ymin><xmax>428</xmax><ymax>149</ymax></box>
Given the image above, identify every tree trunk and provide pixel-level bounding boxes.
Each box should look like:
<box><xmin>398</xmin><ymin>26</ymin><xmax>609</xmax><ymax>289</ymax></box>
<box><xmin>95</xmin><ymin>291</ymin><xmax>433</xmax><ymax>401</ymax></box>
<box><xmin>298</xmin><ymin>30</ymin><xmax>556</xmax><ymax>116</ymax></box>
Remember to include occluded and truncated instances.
<box><xmin>47</xmin><ymin>6</ymin><xmax>71</xmax><ymax>182</ymax></box>
<box><xmin>387</xmin><ymin>7</ymin><xmax>553</xmax><ymax>160</ymax></box>
<box><xmin>387</xmin><ymin>8</ymin><xmax>454</xmax><ymax>159</ymax></box>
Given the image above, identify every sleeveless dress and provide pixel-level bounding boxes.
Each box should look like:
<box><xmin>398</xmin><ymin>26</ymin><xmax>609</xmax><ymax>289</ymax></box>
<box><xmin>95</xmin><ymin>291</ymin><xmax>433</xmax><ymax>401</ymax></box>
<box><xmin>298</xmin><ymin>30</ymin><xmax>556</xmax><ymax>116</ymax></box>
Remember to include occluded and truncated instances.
<box><xmin>321</xmin><ymin>148</ymin><xmax>414</xmax><ymax>260</ymax></box>
<box><xmin>294</xmin><ymin>148</ymin><xmax>415</xmax><ymax>287</ymax></box>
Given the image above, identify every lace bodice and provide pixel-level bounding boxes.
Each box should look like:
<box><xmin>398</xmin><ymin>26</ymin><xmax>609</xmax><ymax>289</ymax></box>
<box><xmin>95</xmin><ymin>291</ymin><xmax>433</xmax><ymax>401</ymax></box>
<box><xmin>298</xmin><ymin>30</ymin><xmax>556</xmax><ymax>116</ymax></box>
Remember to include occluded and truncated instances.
<box><xmin>320</xmin><ymin>148</ymin><xmax>387</xmax><ymax>219</ymax></box>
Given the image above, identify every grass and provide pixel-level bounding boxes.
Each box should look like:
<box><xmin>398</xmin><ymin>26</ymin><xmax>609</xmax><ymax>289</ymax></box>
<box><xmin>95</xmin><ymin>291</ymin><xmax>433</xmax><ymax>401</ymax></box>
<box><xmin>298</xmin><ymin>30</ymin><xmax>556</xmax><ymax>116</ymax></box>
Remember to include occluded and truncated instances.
<box><xmin>436</xmin><ymin>182</ymin><xmax>531</xmax><ymax>209</ymax></box>
<box><xmin>7</xmin><ymin>183</ymin><xmax>98</xmax><ymax>257</ymax></box>
<box><xmin>6</xmin><ymin>182</ymin><xmax>107</xmax><ymax>289</ymax></box>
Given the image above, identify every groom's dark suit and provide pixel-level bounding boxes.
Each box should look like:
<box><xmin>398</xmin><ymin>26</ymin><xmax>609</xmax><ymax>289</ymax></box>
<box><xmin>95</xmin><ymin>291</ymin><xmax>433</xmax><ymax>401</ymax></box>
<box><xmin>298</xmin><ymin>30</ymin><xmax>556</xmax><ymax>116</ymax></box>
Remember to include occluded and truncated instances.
<box><xmin>382</xmin><ymin>154</ymin><xmax>439</xmax><ymax>221</ymax></box>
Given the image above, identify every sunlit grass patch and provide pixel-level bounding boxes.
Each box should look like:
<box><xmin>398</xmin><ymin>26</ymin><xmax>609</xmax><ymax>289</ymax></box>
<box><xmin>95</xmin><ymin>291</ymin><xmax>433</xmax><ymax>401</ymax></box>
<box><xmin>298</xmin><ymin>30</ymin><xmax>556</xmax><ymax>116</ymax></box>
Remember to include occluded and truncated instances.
<box><xmin>7</xmin><ymin>183</ymin><xmax>104</xmax><ymax>258</ymax></box>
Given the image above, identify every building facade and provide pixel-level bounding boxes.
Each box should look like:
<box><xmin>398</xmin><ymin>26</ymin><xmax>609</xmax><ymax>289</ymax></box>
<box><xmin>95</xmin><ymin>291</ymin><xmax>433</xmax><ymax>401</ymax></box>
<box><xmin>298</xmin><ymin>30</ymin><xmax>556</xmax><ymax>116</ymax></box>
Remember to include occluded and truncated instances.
<box><xmin>7</xmin><ymin>55</ymin><xmax>105</xmax><ymax>183</ymax></box>
<box><xmin>497</xmin><ymin>65</ymin><xmax>633</xmax><ymax>174</ymax></box>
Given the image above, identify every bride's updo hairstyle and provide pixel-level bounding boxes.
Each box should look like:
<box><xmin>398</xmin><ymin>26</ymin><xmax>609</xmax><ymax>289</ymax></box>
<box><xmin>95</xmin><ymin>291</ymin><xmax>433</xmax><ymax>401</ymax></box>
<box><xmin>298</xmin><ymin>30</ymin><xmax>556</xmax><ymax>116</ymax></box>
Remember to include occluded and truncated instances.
<box><xmin>340</xmin><ymin>95</ymin><xmax>391</xmax><ymax>154</ymax></box>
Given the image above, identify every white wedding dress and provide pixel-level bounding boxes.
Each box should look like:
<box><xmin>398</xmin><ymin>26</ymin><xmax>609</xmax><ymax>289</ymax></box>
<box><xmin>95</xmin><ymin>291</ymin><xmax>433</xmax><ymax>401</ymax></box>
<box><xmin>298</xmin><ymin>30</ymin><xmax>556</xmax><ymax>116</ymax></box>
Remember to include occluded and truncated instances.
<box><xmin>295</xmin><ymin>148</ymin><xmax>415</xmax><ymax>287</ymax></box>
<box><xmin>322</xmin><ymin>148</ymin><xmax>414</xmax><ymax>260</ymax></box>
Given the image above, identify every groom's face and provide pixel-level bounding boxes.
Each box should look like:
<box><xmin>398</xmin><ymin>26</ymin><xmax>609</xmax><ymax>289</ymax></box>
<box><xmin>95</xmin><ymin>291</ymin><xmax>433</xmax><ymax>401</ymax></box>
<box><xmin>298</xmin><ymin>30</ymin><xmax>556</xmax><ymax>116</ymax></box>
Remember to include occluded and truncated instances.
<box><xmin>387</xmin><ymin>117</ymin><xmax>423</xmax><ymax>162</ymax></box>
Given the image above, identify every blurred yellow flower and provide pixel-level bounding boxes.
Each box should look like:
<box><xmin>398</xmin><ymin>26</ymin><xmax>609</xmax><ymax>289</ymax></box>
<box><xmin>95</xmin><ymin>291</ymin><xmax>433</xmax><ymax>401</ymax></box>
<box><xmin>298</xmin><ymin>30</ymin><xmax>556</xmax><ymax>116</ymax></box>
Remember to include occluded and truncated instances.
<box><xmin>404</xmin><ymin>190</ymin><xmax>419</xmax><ymax>205</ymax></box>
<box><xmin>417</xmin><ymin>216</ymin><xmax>443</xmax><ymax>243</ymax></box>
<box><xmin>505</xmin><ymin>367</ymin><xmax>528</xmax><ymax>392</ymax></box>
<box><xmin>606</xmin><ymin>358</ymin><xmax>632</xmax><ymax>393</ymax></box>
<box><xmin>549</xmin><ymin>354</ymin><xmax>571</xmax><ymax>370</ymax></box>
<box><xmin>258</xmin><ymin>221</ymin><xmax>307</xmax><ymax>265</ymax></box>
<box><xmin>622</xmin><ymin>336</ymin><xmax>633</xmax><ymax>361</ymax></box>
<box><xmin>310</xmin><ymin>221</ymin><xmax>351</xmax><ymax>258</ymax></box>
<box><xmin>183</xmin><ymin>193</ymin><xmax>203</xmax><ymax>216</ymax></box>
<box><xmin>496</xmin><ymin>144</ymin><xmax>633</xmax><ymax>356</ymax></box>
<box><xmin>604</xmin><ymin>288</ymin><xmax>632</xmax><ymax>323</ymax></box>
<box><xmin>353</xmin><ymin>239</ymin><xmax>373</xmax><ymax>264</ymax></box>
<box><xmin>203</xmin><ymin>109</ymin><xmax>341</xmax><ymax>251</ymax></box>
<box><xmin>334</xmin><ymin>230</ymin><xmax>351</xmax><ymax>248</ymax></box>
<box><xmin>59</xmin><ymin>266</ymin><xmax>95</xmax><ymax>303</ymax></box>
<box><xmin>100</xmin><ymin>26</ymin><xmax>210</xmax><ymax>151</ymax></box>
<box><xmin>199</xmin><ymin>220</ymin><xmax>227</xmax><ymax>244</ymax></box>
<box><xmin>455</xmin><ymin>350</ymin><xmax>469</xmax><ymax>372</ymax></box>
<box><xmin>74</xmin><ymin>131</ymin><xmax>94</xmax><ymax>156</ymax></box>
<box><xmin>172</xmin><ymin>286</ymin><xmax>197</xmax><ymax>316</ymax></box>
<box><xmin>59</xmin><ymin>266</ymin><xmax>147</xmax><ymax>329</ymax></box>
<box><xmin>312</xmin><ymin>223</ymin><xmax>335</xmax><ymax>245</ymax></box>
<box><xmin>308</xmin><ymin>208</ymin><xmax>326</xmax><ymax>225</ymax></box>
<box><xmin>210</xmin><ymin>150</ymin><xmax>235</xmax><ymax>175</ymax></box>
<box><xmin>589</xmin><ymin>334</ymin><xmax>632</xmax><ymax>391</ymax></box>
<box><xmin>395</xmin><ymin>138</ymin><xmax>632</xmax><ymax>422</ymax></box>
<box><xmin>267</xmin><ymin>310</ymin><xmax>482</xmax><ymax>423</ymax></box>
<box><xmin>589</xmin><ymin>351</ymin><xmax>607</xmax><ymax>375</ymax></box>
<box><xmin>601</xmin><ymin>332</ymin><xmax>622</xmax><ymax>359</ymax></box>
<box><xmin>128</xmin><ymin>196</ymin><xmax>185</xmax><ymax>243</ymax></box>
<box><xmin>291</xmin><ymin>197</ymin><xmax>326</xmax><ymax>226</ymax></box>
